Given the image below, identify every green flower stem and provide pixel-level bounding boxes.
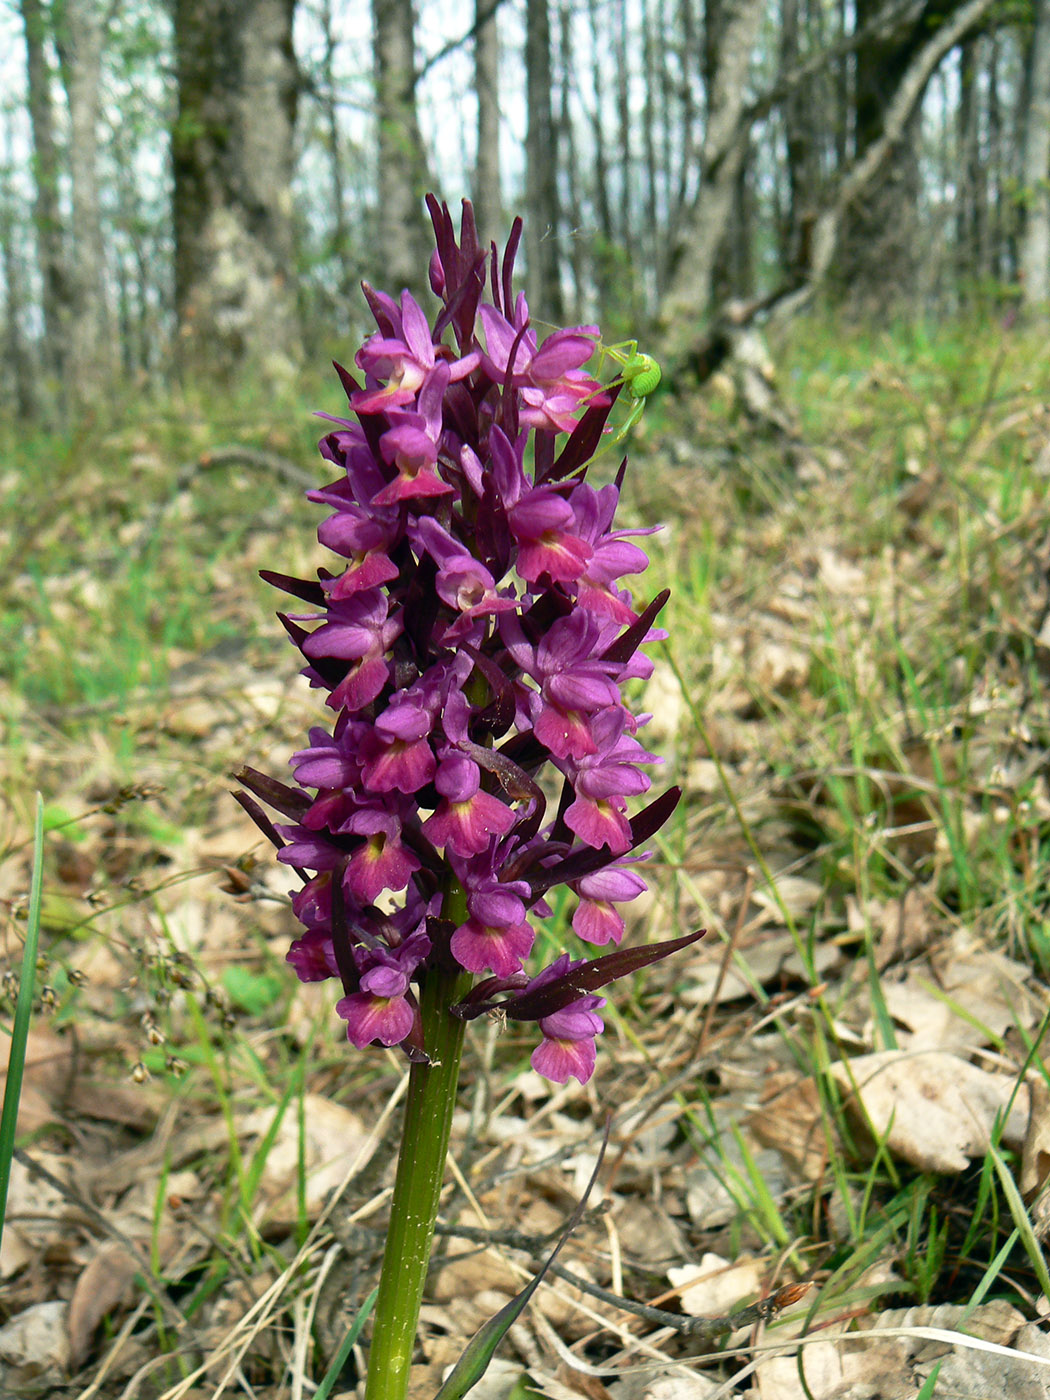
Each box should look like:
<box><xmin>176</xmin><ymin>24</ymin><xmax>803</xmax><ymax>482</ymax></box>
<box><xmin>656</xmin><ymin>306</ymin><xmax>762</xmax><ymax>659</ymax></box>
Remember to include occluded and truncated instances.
<box><xmin>364</xmin><ymin>883</ymin><xmax>473</xmax><ymax>1400</ymax></box>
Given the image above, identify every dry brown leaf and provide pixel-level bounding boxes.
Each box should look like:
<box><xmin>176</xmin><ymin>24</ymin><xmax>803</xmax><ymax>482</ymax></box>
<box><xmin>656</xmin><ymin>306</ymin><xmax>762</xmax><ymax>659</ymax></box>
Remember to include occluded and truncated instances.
<box><xmin>554</xmin><ymin>1372</ymin><xmax>613</xmax><ymax>1400</ymax></box>
<box><xmin>867</xmin><ymin>1298</ymin><xmax>1024</xmax><ymax>1346</ymax></box>
<box><xmin>828</xmin><ymin>1051</ymin><xmax>1029</xmax><ymax>1172</ymax></box>
<box><xmin>749</xmin><ymin>1073</ymin><xmax>830</xmax><ymax>1181</ymax></box>
<box><xmin>666</xmin><ymin>1252</ymin><xmax>764</xmax><ymax>1316</ymax></box>
<box><xmin>243</xmin><ymin>1093</ymin><xmax>373</xmax><ymax>1224</ymax></box>
<box><xmin>606</xmin><ymin>1371</ymin><xmax>721</xmax><ymax>1399</ymax></box>
<box><xmin>755</xmin><ymin>1335</ymin><xmax>914</xmax><ymax>1400</ymax></box>
<box><xmin>66</xmin><ymin>1077</ymin><xmax>165</xmax><ymax>1130</ymax></box>
<box><xmin>0</xmin><ymin>1224</ymin><xmax>34</xmax><ymax>1280</ymax></box>
<box><xmin>867</xmin><ymin>1302</ymin><xmax>1050</xmax><ymax>1399</ymax></box>
<box><xmin>682</xmin><ymin>932</ymin><xmax>838</xmax><ymax>1006</ymax></box>
<box><xmin>0</xmin><ymin>1028</ymin><xmax>74</xmax><ymax>1134</ymax></box>
<box><xmin>845</xmin><ymin>889</ymin><xmax>937</xmax><ymax>968</ymax></box>
<box><xmin>611</xmin><ymin>1199</ymin><xmax>685</xmax><ymax>1265</ymax></box>
<box><xmin>4</xmin><ymin>1152</ymin><xmax>77</xmax><ymax>1249</ymax></box>
<box><xmin>0</xmin><ymin>1301</ymin><xmax>71</xmax><ymax>1383</ymax></box>
<box><xmin>752</xmin><ymin>875</ymin><xmax>824</xmax><ymax>923</ymax></box>
<box><xmin>751</xmin><ymin>639</ymin><xmax>811</xmax><ymax>695</ymax></box>
<box><xmin>432</xmin><ymin>1246</ymin><xmax>521</xmax><ymax>1303</ymax></box>
<box><xmin>1022</xmin><ymin>1076</ymin><xmax>1050</xmax><ymax>1187</ymax></box>
<box><xmin>67</xmin><ymin>1241</ymin><xmax>139</xmax><ymax>1367</ymax></box>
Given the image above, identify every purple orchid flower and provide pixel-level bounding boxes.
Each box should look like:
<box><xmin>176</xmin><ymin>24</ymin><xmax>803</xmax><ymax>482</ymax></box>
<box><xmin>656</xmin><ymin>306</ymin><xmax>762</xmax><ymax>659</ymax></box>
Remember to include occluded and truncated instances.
<box><xmin>235</xmin><ymin>198</ymin><xmax>697</xmax><ymax>1078</ymax></box>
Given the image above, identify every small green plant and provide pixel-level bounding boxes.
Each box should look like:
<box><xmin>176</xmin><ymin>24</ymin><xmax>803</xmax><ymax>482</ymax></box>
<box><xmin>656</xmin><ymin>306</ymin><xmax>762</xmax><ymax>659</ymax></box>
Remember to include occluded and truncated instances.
<box><xmin>0</xmin><ymin>798</ymin><xmax>44</xmax><ymax>1245</ymax></box>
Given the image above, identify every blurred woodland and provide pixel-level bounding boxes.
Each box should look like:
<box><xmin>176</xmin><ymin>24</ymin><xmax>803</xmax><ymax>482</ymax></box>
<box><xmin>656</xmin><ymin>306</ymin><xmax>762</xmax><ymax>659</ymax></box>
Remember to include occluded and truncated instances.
<box><xmin>4</xmin><ymin>0</ymin><xmax>1050</xmax><ymax>419</ymax></box>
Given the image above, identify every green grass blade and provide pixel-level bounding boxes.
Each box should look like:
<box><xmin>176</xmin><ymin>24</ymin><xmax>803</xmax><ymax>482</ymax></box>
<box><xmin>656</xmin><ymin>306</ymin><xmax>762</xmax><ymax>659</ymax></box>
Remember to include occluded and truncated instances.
<box><xmin>914</xmin><ymin>1359</ymin><xmax>943</xmax><ymax>1399</ymax></box>
<box><xmin>433</xmin><ymin>1127</ymin><xmax>609</xmax><ymax>1400</ymax></box>
<box><xmin>986</xmin><ymin>1142</ymin><xmax>1050</xmax><ymax>1299</ymax></box>
<box><xmin>0</xmin><ymin>796</ymin><xmax>45</xmax><ymax>1243</ymax></box>
<box><xmin>314</xmin><ymin>1285</ymin><xmax>378</xmax><ymax>1400</ymax></box>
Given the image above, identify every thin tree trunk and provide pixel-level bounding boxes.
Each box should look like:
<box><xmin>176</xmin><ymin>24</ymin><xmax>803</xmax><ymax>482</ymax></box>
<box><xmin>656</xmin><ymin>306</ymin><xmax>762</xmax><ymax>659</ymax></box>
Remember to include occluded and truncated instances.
<box><xmin>987</xmin><ymin>32</ymin><xmax>1003</xmax><ymax>282</ymax></box>
<box><xmin>781</xmin><ymin>0</ymin><xmax>820</xmax><ymax>272</ymax></box>
<box><xmin>669</xmin><ymin>0</ymin><xmax>697</xmax><ymax>236</ymax></box>
<box><xmin>172</xmin><ymin>0</ymin><xmax>301</xmax><ymax>384</ymax></box>
<box><xmin>558</xmin><ymin>1</ymin><xmax>584</xmax><ymax>310</ymax></box>
<box><xmin>957</xmin><ymin>38</ymin><xmax>982</xmax><ymax>297</ymax></box>
<box><xmin>613</xmin><ymin>0</ymin><xmax>632</xmax><ymax>247</ymax></box>
<box><xmin>19</xmin><ymin>0</ymin><xmax>68</xmax><ymax>383</ymax></box>
<box><xmin>473</xmin><ymin>0</ymin><xmax>503</xmax><ymax>245</ymax></box>
<box><xmin>320</xmin><ymin>0</ymin><xmax>354</xmax><ymax>315</ymax></box>
<box><xmin>1020</xmin><ymin>0</ymin><xmax>1050</xmax><ymax>305</ymax></box>
<box><xmin>659</xmin><ymin>0</ymin><xmax>764</xmax><ymax>339</ymax></box>
<box><xmin>587</xmin><ymin>0</ymin><xmax>613</xmax><ymax>247</ymax></box>
<box><xmin>525</xmin><ymin>0</ymin><xmax>562</xmax><ymax>317</ymax></box>
<box><xmin>643</xmin><ymin>0</ymin><xmax>661</xmax><ymax>293</ymax></box>
<box><xmin>54</xmin><ymin>0</ymin><xmax>115</xmax><ymax>402</ymax></box>
<box><xmin>0</xmin><ymin>167</ymin><xmax>36</xmax><ymax>418</ymax></box>
<box><xmin>373</xmin><ymin>0</ymin><xmax>429</xmax><ymax>292</ymax></box>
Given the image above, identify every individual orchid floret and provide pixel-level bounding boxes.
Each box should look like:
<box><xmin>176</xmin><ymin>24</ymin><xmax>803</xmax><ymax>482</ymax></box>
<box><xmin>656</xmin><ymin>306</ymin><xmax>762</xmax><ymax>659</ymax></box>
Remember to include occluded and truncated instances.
<box><xmin>479</xmin><ymin>296</ymin><xmax>604</xmax><ymax>433</ymax></box>
<box><xmin>372</xmin><ymin>363</ymin><xmax>454</xmax><ymax>505</ymax></box>
<box><xmin>502</xmin><ymin>610</ymin><xmax>622</xmax><ymax>761</ymax></box>
<box><xmin>336</xmin><ymin>933</ymin><xmax>430</xmax><ymax>1049</ymax></box>
<box><xmin>570</xmin><ymin>481</ymin><xmax>656</xmax><ymax>623</ymax></box>
<box><xmin>409</xmin><ymin>516</ymin><xmax>518</xmax><ymax>641</ymax></box>
<box><xmin>287</xmin><ymin>925</ymin><xmax>339</xmax><ymax>982</ymax></box>
<box><xmin>572</xmin><ymin>861</ymin><xmax>649</xmax><ymax>946</ymax></box>
<box><xmin>532</xmin><ymin>995</ymin><xmax>606</xmax><ymax>1084</ymax></box>
<box><xmin>354</xmin><ymin>290</ymin><xmax>479</xmax><ymax>414</ymax></box>
<box><xmin>450</xmin><ymin>909</ymin><xmax>535</xmax><ymax>978</ymax></box>
<box><xmin>300</xmin><ymin>589</ymin><xmax>402</xmax><ymax>713</ymax></box>
<box><xmin>317</xmin><ymin>507</ymin><xmax>401</xmax><ymax>598</ymax></box>
<box><xmin>509</xmin><ymin>486</ymin><xmax>593</xmax><ymax>584</ymax></box>
<box><xmin>343</xmin><ymin>808</ymin><xmax>420</xmax><ymax>903</ymax></box>
<box><xmin>422</xmin><ymin>752</ymin><xmax>517</xmax><ymax>857</ymax></box>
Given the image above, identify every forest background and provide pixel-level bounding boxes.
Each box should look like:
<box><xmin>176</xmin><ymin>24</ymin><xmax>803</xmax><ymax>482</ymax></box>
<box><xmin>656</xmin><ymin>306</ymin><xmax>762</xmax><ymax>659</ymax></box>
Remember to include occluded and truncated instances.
<box><xmin>3</xmin><ymin>0</ymin><xmax>1050</xmax><ymax>405</ymax></box>
<box><xmin>4</xmin><ymin>1</ymin><xmax>1050</xmax><ymax>1398</ymax></box>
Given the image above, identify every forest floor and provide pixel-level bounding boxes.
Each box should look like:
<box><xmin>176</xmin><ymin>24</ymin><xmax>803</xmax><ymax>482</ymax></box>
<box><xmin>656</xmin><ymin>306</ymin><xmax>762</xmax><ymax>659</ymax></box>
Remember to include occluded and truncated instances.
<box><xmin>3</xmin><ymin>313</ymin><xmax>1050</xmax><ymax>1400</ymax></box>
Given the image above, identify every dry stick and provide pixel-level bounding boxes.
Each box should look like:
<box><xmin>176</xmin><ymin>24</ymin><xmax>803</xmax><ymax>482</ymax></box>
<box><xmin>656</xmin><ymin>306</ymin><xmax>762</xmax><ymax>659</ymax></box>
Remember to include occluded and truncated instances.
<box><xmin>431</xmin><ymin>1217</ymin><xmax>808</xmax><ymax>1337</ymax></box>
<box><xmin>75</xmin><ymin>1296</ymin><xmax>154</xmax><ymax>1400</ymax></box>
<box><xmin>13</xmin><ymin>1147</ymin><xmax>190</xmax><ymax>1339</ymax></box>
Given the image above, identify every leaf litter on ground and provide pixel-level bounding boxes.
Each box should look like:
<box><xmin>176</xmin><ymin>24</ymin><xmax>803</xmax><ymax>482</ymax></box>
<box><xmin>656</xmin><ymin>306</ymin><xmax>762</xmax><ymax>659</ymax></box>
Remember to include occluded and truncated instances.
<box><xmin>3</xmin><ymin>325</ymin><xmax>1050</xmax><ymax>1394</ymax></box>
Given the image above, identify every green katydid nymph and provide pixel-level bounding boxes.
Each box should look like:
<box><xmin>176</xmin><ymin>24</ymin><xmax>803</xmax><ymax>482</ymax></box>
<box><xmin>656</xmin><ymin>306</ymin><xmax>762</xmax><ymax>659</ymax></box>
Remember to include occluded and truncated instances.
<box><xmin>596</xmin><ymin>339</ymin><xmax>663</xmax><ymax>442</ymax></box>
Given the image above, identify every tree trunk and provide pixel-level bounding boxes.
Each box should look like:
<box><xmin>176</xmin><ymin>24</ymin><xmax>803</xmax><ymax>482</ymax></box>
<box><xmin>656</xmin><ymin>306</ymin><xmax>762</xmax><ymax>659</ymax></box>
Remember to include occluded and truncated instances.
<box><xmin>780</xmin><ymin>0</ymin><xmax>821</xmax><ymax>272</ymax></box>
<box><xmin>558</xmin><ymin>1</ymin><xmax>585</xmax><ymax>309</ymax></box>
<box><xmin>659</xmin><ymin>0</ymin><xmax>764</xmax><ymax>342</ymax></box>
<box><xmin>54</xmin><ymin>0</ymin><xmax>115</xmax><ymax>402</ymax></box>
<box><xmin>525</xmin><ymin>0</ymin><xmax>562</xmax><ymax>317</ymax></box>
<box><xmin>19</xmin><ymin>0</ymin><xmax>68</xmax><ymax>384</ymax></box>
<box><xmin>0</xmin><ymin>167</ymin><xmax>36</xmax><ymax>418</ymax></box>
<box><xmin>613</xmin><ymin>0</ymin><xmax>632</xmax><ymax>248</ymax></box>
<box><xmin>956</xmin><ymin>38</ymin><xmax>985</xmax><ymax>298</ymax></box>
<box><xmin>320</xmin><ymin>0</ymin><xmax>354</xmax><ymax>320</ymax></box>
<box><xmin>473</xmin><ymin>0</ymin><xmax>503</xmax><ymax>247</ymax></box>
<box><xmin>587</xmin><ymin>0</ymin><xmax>613</xmax><ymax>249</ymax></box>
<box><xmin>373</xmin><ymin>0</ymin><xmax>430</xmax><ymax>292</ymax></box>
<box><xmin>804</xmin><ymin>0</ymin><xmax>996</xmax><ymax>304</ymax></box>
<box><xmin>835</xmin><ymin>0</ymin><xmax>921</xmax><ymax>307</ymax></box>
<box><xmin>172</xmin><ymin>0</ymin><xmax>301</xmax><ymax>385</ymax></box>
<box><xmin>1020</xmin><ymin>0</ymin><xmax>1050</xmax><ymax>305</ymax></box>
